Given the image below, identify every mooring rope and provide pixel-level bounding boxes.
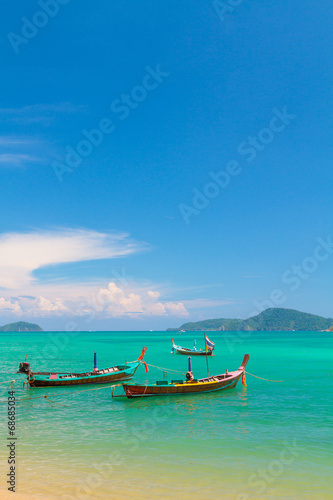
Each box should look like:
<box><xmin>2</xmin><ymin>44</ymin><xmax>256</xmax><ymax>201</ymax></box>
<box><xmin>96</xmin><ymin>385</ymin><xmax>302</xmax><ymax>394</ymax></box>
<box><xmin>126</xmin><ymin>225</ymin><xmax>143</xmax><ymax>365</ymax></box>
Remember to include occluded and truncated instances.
<box><xmin>42</xmin><ymin>395</ymin><xmax>69</xmax><ymax>407</ymax></box>
<box><xmin>146</xmin><ymin>363</ymin><xmax>185</xmax><ymax>375</ymax></box>
<box><xmin>245</xmin><ymin>371</ymin><xmax>333</xmax><ymax>384</ymax></box>
<box><xmin>0</xmin><ymin>383</ymin><xmax>121</xmax><ymax>405</ymax></box>
<box><xmin>136</xmin><ymin>385</ymin><xmax>149</xmax><ymax>400</ymax></box>
<box><xmin>122</xmin><ymin>384</ymin><xmax>149</xmax><ymax>401</ymax></box>
<box><xmin>0</xmin><ymin>380</ymin><xmax>16</xmax><ymax>385</ymax></box>
<box><xmin>245</xmin><ymin>371</ymin><xmax>284</xmax><ymax>383</ymax></box>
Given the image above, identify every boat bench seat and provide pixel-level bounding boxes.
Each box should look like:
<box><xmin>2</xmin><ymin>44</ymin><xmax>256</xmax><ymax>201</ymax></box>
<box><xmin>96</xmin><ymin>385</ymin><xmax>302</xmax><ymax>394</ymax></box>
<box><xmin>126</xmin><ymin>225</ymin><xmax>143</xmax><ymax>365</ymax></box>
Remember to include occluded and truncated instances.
<box><xmin>156</xmin><ymin>381</ymin><xmax>169</xmax><ymax>385</ymax></box>
<box><xmin>171</xmin><ymin>380</ymin><xmax>183</xmax><ymax>384</ymax></box>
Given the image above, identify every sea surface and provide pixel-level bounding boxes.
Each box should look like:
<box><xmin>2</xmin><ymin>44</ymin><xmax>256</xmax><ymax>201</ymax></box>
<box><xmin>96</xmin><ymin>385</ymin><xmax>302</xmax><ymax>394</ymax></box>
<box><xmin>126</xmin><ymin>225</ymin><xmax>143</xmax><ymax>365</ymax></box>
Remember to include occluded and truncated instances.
<box><xmin>0</xmin><ymin>331</ymin><xmax>332</xmax><ymax>499</ymax></box>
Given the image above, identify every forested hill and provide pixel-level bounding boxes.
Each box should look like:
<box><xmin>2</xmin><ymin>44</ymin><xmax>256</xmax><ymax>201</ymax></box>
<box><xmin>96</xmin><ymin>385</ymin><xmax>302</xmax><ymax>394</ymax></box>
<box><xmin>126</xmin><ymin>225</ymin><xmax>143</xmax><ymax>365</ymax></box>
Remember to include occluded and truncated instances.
<box><xmin>0</xmin><ymin>321</ymin><xmax>43</xmax><ymax>332</ymax></box>
<box><xmin>167</xmin><ymin>308</ymin><xmax>333</xmax><ymax>332</ymax></box>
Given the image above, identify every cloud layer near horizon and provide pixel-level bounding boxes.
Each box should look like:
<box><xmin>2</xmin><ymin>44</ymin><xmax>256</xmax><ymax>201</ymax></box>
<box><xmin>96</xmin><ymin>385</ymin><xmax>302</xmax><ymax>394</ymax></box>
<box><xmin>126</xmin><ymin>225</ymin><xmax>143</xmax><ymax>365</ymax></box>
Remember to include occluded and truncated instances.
<box><xmin>0</xmin><ymin>228</ymin><xmax>190</xmax><ymax>319</ymax></box>
<box><xmin>0</xmin><ymin>282</ymin><xmax>189</xmax><ymax>319</ymax></box>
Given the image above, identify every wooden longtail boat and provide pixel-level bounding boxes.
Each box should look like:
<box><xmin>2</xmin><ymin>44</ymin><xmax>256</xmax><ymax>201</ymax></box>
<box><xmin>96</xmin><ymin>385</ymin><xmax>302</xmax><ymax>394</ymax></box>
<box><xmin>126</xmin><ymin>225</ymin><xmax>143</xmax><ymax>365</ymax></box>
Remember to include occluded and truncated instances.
<box><xmin>171</xmin><ymin>338</ymin><xmax>213</xmax><ymax>356</ymax></box>
<box><xmin>24</xmin><ymin>347</ymin><xmax>147</xmax><ymax>388</ymax></box>
<box><xmin>120</xmin><ymin>354</ymin><xmax>249</xmax><ymax>398</ymax></box>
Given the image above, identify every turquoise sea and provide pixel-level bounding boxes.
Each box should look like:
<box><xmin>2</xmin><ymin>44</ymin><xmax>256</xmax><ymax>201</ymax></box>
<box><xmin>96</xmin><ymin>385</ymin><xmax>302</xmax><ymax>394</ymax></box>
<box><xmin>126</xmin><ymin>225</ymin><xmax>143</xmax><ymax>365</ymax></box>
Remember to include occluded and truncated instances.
<box><xmin>1</xmin><ymin>331</ymin><xmax>332</xmax><ymax>499</ymax></box>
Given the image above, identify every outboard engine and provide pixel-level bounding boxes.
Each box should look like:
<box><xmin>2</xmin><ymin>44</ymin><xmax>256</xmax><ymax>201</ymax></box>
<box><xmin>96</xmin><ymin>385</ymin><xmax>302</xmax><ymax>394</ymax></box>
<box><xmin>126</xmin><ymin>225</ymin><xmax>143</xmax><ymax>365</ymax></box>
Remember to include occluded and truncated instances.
<box><xmin>18</xmin><ymin>361</ymin><xmax>31</xmax><ymax>374</ymax></box>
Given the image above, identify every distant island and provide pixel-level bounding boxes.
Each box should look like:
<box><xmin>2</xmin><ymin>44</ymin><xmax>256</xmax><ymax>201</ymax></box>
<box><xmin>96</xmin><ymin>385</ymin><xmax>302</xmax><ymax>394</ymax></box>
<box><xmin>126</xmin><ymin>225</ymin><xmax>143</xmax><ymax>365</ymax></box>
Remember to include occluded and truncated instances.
<box><xmin>0</xmin><ymin>321</ymin><xmax>43</xmax><ymax>332</ymax></box>
<box><xmin>167</xmin><ymin>308</ymin><xmax>333</xmax><ymax>332</ymax></box>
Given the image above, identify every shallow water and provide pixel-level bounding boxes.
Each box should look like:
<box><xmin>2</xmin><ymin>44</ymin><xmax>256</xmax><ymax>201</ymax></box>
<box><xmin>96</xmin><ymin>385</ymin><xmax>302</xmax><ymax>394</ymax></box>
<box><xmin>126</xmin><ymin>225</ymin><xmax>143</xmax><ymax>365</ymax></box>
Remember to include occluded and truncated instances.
<box><xmin>1</xmin><ymin>331</ymin><xmax>332</xmax><ymax>499</ymax></box>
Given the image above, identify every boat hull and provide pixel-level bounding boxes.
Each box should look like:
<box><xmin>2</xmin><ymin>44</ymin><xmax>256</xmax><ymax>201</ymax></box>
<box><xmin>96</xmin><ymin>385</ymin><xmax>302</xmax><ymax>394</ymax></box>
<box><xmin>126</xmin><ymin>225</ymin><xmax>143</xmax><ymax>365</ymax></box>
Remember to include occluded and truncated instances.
<box><xmin>26</xmin><ymin>346</ymin><xmax>148</xmax><ymax>388</ymax></box>
<box><xmin>173</xmin><ymin>347</ymin><xmax>213</xmax><ymax>356</ymax></box>
<box><xmin>171</xmin><ymin>339</ymin><xmax>214</xmax><ymax>355</ymax></box>
<box><xmin>26</xmin><ymin>347</ymin><xmax>147</xmax><ymax>388</ymax></box>
<box><xmin>123</xmin><ymin>374</ymin><xmax>241</xmax><ymax>397</ymax></box>
<box><xmin>121</xmin><ymin>355</ymin><xmax>249</xmax><ymax>398</ymax></box>
<box><xmin>30</xmin><ymin>368</ymin><xmax>137</xmax><ymax>387</ymax></box>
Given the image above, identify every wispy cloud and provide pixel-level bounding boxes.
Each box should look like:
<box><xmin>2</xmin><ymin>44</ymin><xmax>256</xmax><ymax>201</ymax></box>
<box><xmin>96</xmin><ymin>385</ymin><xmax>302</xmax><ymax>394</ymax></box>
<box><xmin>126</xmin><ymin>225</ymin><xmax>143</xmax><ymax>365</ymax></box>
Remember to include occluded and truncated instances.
<box><xmin>241</xmin><ymin>275</ymin><xmax>264</xmax><ymax>279</ymax></box>
<box><xmin>169</xmin><ymin>283</ymin><xmax>224</xmax><ymax>293</ymax></box>
<box><xmin>181</xmin><ymin>298</ymin><xmax>234</xmax><ymax>309</ymax></box>
<box><xmin>0</xmin><ymin>153</ymin><xmax>41</xmax><ymax>168</ymax></box>
<box><xmin>0</xmin><ymin>228</ymin><xmax>215</xmax><ymax>319</ymax></box>
<box><xmin>0</xmin><ymin>103</ymin><xmax>86</xmax><ymax>167</ymax></box>
<box><xmin>0</xmin><ymin>137</ymin><xmax>38</xmax><ymax>146</ymax></box>
<box><xmin>0</xmin><ymin>103</ymin><xmax>86</xmax><ymax>125</ymax></box>
<box><xmin>0</xmin><ymin>228</ymin><xmax>147</xmax><ymax>289</ymax></box>
<box><xmin>0</xmin><ymin>226</ymin><xmax>190</xmax><ymax>319</ymax></box>
<box><xmin>0</xmin><ymin>135</ymin><xmax>46</xmax><ymax>168</ymax></box>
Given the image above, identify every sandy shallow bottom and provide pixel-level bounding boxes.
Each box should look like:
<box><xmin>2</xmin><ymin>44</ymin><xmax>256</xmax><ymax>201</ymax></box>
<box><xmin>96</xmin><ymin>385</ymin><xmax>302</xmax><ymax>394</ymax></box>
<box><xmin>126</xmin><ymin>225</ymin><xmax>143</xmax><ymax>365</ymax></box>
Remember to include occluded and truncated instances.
<box><xmin>1</xmin><ymin>449</ymin><xmax>332</xmax><ymax>500</ymax></box>
<box><xmin>2</xmin><ymin>484</ymin><xmax>333</xmax><ymax>500</ymax></box>
<box><xmin>2</xmin><ymin>465</ymin><xmax>332</xmax><ymax>500</ymax></box>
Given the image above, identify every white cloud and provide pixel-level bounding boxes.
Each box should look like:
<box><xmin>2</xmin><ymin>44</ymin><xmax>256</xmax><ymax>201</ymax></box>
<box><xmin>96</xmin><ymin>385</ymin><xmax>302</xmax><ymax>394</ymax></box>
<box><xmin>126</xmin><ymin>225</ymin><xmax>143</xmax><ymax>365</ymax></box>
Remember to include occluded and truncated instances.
<box><xmin>0</xmin><ymin>228</ymin><xmax>146</xmax><ymax>289</ymax></box>
<box><xmin>0</xmin><ymin>295</ymin><xmax>70</xmax><ymax>317</ymax></box>
<box><xmin>35</xmin><ymin>296</ymin><xmax>70</xmax><ymax>315</ymax></box>
<box><xmin>164</xmin><ymin>302</ymin><xmax>188</xmax><ymax>316</ymax></box>
<box><xmin>0</xmin><ymin>297</ymin><xmax>22</xmax><ymax>315</ymax></box>
<box><xmin>0</xmin><ymin>228</ymin><xmax>192</xmax><ymax>321</ymax></box>
<box><xmin>0</xmin><ymin>228</ymin><xmax>190</xmax><ymax>320</ymax></box>
<box><xmin>0</xmin><ymin>282</ymin><xmax>189</xmax><ymax>319</ymax></box>
<box><xmin>91</xmin><ymin>282</ymin><xmax>189</xmax><ymax>318</ymax></box>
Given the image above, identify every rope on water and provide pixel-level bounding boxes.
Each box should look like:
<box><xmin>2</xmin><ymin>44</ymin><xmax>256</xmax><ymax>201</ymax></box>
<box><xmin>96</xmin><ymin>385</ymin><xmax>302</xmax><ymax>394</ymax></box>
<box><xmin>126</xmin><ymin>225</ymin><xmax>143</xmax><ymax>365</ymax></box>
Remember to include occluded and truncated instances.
<box><xmin>0</xmin><ymin>379</ymin><xmax>16</xmax><ymax>385</ymax></box>
<box><xmin>43</xmin><ymin>395</ymin><xmax>69</xmax><ymax>407</ymax></box>
<box><xmin>245</xmin><ymin>371</ymin><xmax>283</xmax><ymax>383</ymax></box>
<box><xmin>0</xmin><ymin>383</ymin><xmax>122</xmax><ymax>405</ymax></box>
<box><xmin>146</xmin><ymin>363</ymin><xmax>185</xmax><ymax>375</ymax></box>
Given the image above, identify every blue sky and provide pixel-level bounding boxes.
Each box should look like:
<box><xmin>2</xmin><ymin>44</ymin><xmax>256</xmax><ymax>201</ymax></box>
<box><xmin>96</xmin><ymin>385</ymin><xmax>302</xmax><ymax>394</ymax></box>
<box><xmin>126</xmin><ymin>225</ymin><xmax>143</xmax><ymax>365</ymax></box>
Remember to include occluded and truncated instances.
<box><xmin>0</xmin><ymin>1</ymin><xmax>332</xmax><ymax>330</ymax></box>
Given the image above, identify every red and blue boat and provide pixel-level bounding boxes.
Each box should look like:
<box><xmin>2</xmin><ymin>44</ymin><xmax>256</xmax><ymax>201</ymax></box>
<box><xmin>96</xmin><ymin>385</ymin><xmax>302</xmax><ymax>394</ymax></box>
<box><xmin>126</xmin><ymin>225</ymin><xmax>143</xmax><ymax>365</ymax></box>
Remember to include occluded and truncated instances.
<box><xmin>117</xmin><ymin>354</ymin><xmax>249</xmax><ymax>398</ymax></box>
